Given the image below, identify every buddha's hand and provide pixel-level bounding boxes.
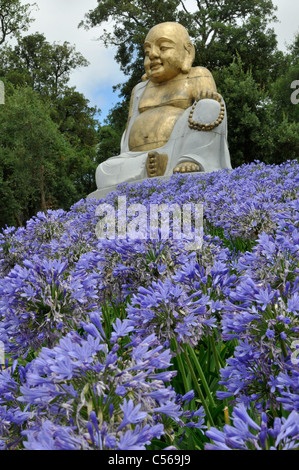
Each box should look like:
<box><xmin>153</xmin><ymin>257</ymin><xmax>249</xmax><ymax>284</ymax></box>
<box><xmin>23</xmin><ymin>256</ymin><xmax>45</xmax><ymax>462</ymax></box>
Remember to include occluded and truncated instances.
<box><xmin>173</xmin><ymin>162</ymin><xmax>201</xmax><ymax>174</ymax></box>
<box><xmin>146</xmin><ymin>152</ymin><xmax>168</xmax><ymax>177</ymax></box>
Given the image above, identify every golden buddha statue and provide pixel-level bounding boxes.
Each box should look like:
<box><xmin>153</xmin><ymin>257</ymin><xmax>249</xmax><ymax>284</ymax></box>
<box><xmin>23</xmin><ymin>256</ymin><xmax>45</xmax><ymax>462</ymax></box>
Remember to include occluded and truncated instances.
<box><xmin>94</xmin><ymin>22</ymin><xmax>231</xmax><ymax>193</ymax></box>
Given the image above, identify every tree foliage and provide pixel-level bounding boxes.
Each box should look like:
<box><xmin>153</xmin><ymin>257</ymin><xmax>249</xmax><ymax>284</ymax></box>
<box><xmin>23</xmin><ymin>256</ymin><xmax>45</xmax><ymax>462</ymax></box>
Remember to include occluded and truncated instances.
<box><xmin>81</xmin><ymin>0</ymin><xmax>282</xmax><ymax>90</ymax></box>
<box><xmin>96</xmin><ymin>124</ymin><xmax>123</xmax><ymax>164</ymax></box>
<box><xmin>270</xmin><ymin>33</ymin><xmax>299</xmax><ymax>123</ymax></box>
<box><xmin>0</xmin><ymin>19</ymin><xmax>100</xmax><ymax>228</ymax></box>
<box><xmin>213</xmin><ymin>58</ymin><xmax>271</xmax><ymax>167</ymax></box>
<box><xmin>0</xmin><ymin>33</ymin><xmax>89</xmax><ymax>96</ymax></box>
<box><xmin>0</xmin><ymin>83</ymin><xmax>100</xmax><ymax>228</ymax></box>
<box><xmin>0</xmin><ymin>85</ymin><xmax>83</xmax><ymax>227</ymax></box>
<box><xmin>0</xmin><ymin>0</ymin><xmax>36</xmax><ymax>45</ymax></box>
<box><xmin>49</xmin><ymin>88</ymin><xmax>99</xmax><ymax>197</ymax></box>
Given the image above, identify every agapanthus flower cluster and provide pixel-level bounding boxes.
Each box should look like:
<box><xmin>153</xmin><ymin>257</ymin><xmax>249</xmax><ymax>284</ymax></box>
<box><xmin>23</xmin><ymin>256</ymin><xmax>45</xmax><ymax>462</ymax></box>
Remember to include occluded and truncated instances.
<box><xmin>127</xmin><ymin>277</ymin><xmax>215</xmax><ymax>348</ymax></box>
<box><xmin>218</xmin><ymin>240</ymin><xmax>299</xmax><ymax>410</ymax></box>
<box><xmin>8</xmin><ymin>312</ymin><xmax>205</xmax><ymax>450</ymax></box>
<box><xmin>0</xmin><ymin>256</ymin><xmax>85</xmax><ymax>358</ymax></box>
<box><xmin>0</xmin><ymin>360</ymin><xmax>30</xmax><ymax>450</ymax></box>
<box><xmin>205</xmin><ymin>403</ymin><xmax>299</xmax><ymax>450</ymax></box>
<box><xmin>0</xmin><ymin>160</ymin><xmax>298</xmax><ymax>450</ymax></box>
<box><xmin>0</xmin><ymin>226</ymin><xmax>24</xmax><ymax>276</ymax></box>
<box><xmin>70</xmin><ymin>237</ymin><xmax>193</xmax><ymax>308</ymax></box>
<box><xmin>235</xmin><ymin>228</ymin><xmax>299</xmax><ymax>290</ymax></box>
<box><xmin>276</xmin><ymin>365</ymin><xmax>299</xmax><ymax>412</ymax></box>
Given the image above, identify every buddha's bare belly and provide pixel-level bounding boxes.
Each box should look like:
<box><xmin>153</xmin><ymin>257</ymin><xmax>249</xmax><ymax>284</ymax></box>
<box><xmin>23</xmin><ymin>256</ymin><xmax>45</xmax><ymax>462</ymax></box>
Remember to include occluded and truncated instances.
<box><xmin>129</xmin><ymin>106</ymin><xmax>185</xmax><ymax>151</ymax></box>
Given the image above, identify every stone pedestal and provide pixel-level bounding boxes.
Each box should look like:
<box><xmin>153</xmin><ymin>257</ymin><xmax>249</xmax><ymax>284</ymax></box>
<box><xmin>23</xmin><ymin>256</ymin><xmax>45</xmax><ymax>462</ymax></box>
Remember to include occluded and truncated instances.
<box><xmin>87</xmin><ymin>175</ymin><xmax>173</xmax><ymax>200</ymax></box>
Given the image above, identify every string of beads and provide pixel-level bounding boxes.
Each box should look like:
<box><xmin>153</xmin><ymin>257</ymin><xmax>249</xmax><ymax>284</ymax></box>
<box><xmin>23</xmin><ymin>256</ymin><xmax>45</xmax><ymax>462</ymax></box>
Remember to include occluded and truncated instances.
<box><xmin>188</xmin><ymin>91</ymin><xmax>225</xmax><ymax>131</ymax></box>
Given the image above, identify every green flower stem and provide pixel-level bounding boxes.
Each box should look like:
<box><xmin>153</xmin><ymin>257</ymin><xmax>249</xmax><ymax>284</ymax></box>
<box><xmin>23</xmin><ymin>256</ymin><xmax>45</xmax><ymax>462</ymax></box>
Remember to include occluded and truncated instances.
<box><xmin>207</xmin><ymin>336</ymin><xmax>211</xmax><ymax>375</ymax></box>
<box><xmin>182</xmin><ymin>346</ymin><xmax>214</xmax><ymax>427</ymax></box>
<box><xmin>187</xmin><ymin>344</ymin><xmax>216</xmax><ymax>409</ymax></box>
<box><xmin>208</xmin><ymin>336</ymin><xmax>229</xmax><ymax>422</ymax></box>
<box><xmin>172</xmin><ymin>341</ymin><xmax>189</xmax><ymax>393</ymax></box>
<box><xmin>176</xmin><ymin>350</ymin><xmax>189</xmax><ymax>394</ymax></box>
<box><xmin>210</xmin><ymin>334</ymin><xmax>224</xmax><ymax>373</ymax></box>
<box><xmin>280</xmin><ymin>339</ymin><xmax>288</xmax><ymax>358</ymax></box>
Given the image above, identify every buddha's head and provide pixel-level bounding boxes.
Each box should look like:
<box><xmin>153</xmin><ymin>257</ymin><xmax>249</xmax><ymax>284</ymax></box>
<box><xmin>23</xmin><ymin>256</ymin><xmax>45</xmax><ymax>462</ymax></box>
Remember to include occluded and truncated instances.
<box><xmin>143</xmin><ymin>22</ymin><xmax>195</xmax><ymax>83</ymax></box>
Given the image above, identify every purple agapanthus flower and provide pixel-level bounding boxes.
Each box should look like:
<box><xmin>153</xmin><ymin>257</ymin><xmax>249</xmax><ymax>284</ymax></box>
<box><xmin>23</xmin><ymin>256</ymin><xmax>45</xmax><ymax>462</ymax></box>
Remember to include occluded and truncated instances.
<box><xmin>127</xmin><ymin>277</ymin><xmax>215</xmax><ymax>349</ymax></box>
<box><xmin>206</xmin><ymin>403</ymin><xmax>299</xmax><ymax>450</ymax></box>
<box><xmin>1</xmin><ymin>160</ymin><xmax>299</xmax><ymax>451</ymax></box>
<box><xmin>118</xmin><ymin>400</ymin><xmax>148</xmax><ymax>430</ymax></box>
<box><xmin>22</xmin><ymin>421</ymin><xmax>85</xmax><ymax>450</ymax></box>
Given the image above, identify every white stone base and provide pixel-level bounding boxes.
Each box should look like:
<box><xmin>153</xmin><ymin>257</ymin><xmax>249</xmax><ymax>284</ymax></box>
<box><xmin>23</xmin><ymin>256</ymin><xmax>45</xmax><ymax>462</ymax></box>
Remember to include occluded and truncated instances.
<box><xmin>87</xmin><ymin>175</ymin><xmax>173</xmax><ymax>200</ymax></box>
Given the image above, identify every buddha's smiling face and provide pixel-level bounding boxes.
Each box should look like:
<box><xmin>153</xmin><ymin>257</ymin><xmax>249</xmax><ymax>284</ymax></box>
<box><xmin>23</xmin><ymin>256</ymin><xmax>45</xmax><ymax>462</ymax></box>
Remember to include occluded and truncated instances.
<box><xmin>144</xmin><ymin>23</ymin><xmax>190</xmax><ymax>83</ymax></box>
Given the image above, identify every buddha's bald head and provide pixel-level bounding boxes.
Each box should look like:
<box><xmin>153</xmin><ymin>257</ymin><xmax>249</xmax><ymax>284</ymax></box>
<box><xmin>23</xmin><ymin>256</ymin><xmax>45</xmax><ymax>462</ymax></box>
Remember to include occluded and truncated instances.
<box><xmin>146</xmin><ymin>22</ymin><xmax>192</xmax><ymax>42</ymax></box>
<box><xmin>143</xmin><ymin>22</ymin><xmax>195</xmax><ymax>83</ymax></box>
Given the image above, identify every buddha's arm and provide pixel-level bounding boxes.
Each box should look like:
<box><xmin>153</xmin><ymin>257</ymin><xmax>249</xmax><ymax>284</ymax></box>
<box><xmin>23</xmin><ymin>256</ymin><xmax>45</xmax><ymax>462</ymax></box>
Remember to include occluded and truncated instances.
<box><xmin>190</xmin><ymin>67</ymin><xmax>217</xmax><ymax>99</ymax></box>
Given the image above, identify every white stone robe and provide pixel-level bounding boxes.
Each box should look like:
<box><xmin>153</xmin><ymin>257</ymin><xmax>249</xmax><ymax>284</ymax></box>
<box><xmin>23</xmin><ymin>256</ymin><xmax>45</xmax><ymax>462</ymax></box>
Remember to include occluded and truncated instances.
<box><xmin>95</xmin><ymin>80</ymin><xmax>231</xmax><ymax>191</ymax></box>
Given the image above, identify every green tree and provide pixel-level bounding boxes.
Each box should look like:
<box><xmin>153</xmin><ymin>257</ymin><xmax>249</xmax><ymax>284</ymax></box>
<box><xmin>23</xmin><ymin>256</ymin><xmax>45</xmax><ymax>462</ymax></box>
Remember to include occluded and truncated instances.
<box><xmin>216</xmin><ymin>54</ymin><xmax>299</xmax><ymax>168</ymax></box>
<box><xmin>0</xmin><ymin>84</ymin><xmax>86</xmax><ymax>228</ymax></box>
<box><xmin>0</xmin><ymin>0</ymin><xmax>36</xmax><ymax>45</ymax></box>
<box><xmin>51</xmin><ymin>88</ymin><xmax>99</xmax><ymax>148</ymax></box>
<box><xmin>214</xmin><ymin>57</ymin><xmax>275</xmax><ymax>168</ymax></box>
<box><xmin>50</xmin><ymin>88</ymin><xmax>100</xmax><ymax>196</ymax></box>
<box><xmin>268</xmin><ymin>33</ymin><xmax>299</xmax><ymax>163</ymax></box>
<box><xmin>81</xmin><ymin>0</ymin><xmax>283</xmax><ymax>139</ymax></box>
<box><xmin>96</xmin><ymin>124</ymin><xmax>123</xmax><ymax>165</ymax></box>
<box><xmin>270</xmin><ymin>33</ymin><xmax>299</xmax><ymax>123</ymax></box>
<box><xmin>99</xmin><ymin>101</ymin><xmax>131</xmax><ymax>161</ymax></box>
<box><xmin>269</xmin><ymin>118</ymin><xmax>299</xmax><ymax>164</ymax></box>
<box><xmin>176</xmin><ymin>0</ymin><xmax>283</xmax><ymax>85</ymax></box>
<box><xmin>0</xmin><ymin>32</ymin><xmax>100</xmax><ymax>197</ymax></box>
<box><xmin>0</xmin><ymin>33</ymin><xmax>89</xmax><ymax>96</ymax></box>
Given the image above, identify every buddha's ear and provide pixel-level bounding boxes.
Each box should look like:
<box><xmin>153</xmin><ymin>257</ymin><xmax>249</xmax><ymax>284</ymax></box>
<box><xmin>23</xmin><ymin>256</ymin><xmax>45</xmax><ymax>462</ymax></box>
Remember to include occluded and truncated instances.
<box><xmin>181</xmin><ymin>41</ymin><xmax>195</xmax><ymax>73</ymax></box>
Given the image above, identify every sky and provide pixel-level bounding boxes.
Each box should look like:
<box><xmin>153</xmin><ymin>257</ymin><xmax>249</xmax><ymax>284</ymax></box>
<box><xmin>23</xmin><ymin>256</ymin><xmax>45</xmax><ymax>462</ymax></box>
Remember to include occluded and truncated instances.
<box><xmin>17</xmin><ymin>0</ymin><xmax>299</xmax><ymax>123</ymax></box>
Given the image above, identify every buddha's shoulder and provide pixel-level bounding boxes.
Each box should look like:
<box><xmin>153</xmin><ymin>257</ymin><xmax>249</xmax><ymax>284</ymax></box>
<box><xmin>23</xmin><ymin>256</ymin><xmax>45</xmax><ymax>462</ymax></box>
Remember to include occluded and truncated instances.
<box><xmin>189</xmin><ymin>66</ymin><xmax>214</xmax><ymax>79</ymax></box>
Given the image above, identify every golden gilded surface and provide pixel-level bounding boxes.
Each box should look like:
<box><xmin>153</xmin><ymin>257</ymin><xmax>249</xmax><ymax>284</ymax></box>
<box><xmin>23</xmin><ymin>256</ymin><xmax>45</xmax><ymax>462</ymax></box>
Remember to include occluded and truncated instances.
<box><xmin>146</xmin><ymin>151</ymin><xmax>168</xmax><ymax>177</ymax></box>
<box><xmin>127</xmin><ymin>22</ymin><xmax>217</xmax><ymax>154</ymax></box>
